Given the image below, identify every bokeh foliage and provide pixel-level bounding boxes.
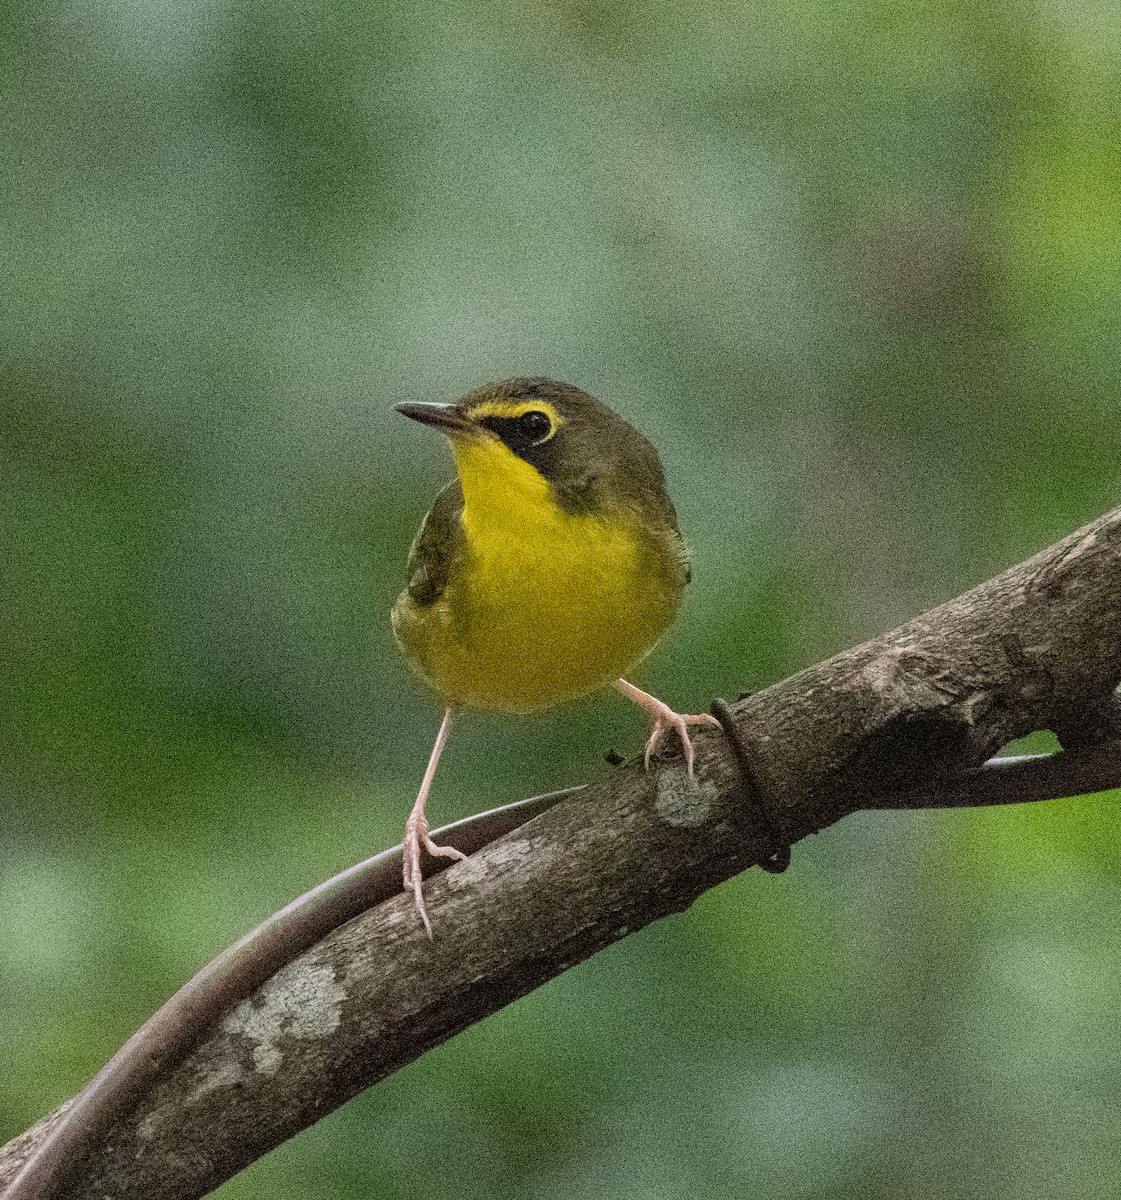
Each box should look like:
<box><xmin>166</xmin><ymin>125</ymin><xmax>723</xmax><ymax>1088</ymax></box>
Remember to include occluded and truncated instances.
<box><xmin>3</xmin><ymin>0</ymin><xmax>1121</xmax><ymax>1196</ymax></box>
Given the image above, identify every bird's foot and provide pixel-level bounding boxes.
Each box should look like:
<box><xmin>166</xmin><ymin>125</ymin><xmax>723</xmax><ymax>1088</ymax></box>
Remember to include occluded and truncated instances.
<box><xmin>641</xmin><ymin>702</ymin><xmax>722</xmax><ymax>776</ymax></box>
<box><xmin>403</xmin><ymin>809</ymin><xmax>468</xmax><ymax>939</ymax></box>
<box><xmin>614</xmin><ymin>679</ymin><xmax>721</xmax><ymax>777</ymax></box>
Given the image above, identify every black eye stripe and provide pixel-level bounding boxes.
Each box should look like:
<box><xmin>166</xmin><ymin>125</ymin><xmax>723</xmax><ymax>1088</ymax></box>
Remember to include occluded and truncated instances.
<box><xmin>478</xmin><ymin>410</ymin><xmax>554</xmax><ymax>448</ymax></box>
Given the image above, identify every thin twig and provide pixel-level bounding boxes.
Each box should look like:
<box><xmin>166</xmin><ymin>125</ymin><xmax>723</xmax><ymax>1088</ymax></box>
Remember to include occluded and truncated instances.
<box><xmin>0</xmin><ymin>789</ymin><xmax>580</xmax><ymax>1200</ymax></box>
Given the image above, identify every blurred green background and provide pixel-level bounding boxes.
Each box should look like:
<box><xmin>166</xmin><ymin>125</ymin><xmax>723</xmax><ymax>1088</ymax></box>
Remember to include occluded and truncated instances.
<box><xmin>3</xmin><ymin>0</ymin><xmax>1121</xmax><ymax>1196</ymax></box>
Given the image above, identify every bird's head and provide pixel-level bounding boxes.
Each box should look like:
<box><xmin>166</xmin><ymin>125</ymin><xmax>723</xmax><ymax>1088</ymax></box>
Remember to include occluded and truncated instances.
<box><xmin>396</xmin><ymin>377</ymin><xmax>671</xmax><ymax>520</ymax></box>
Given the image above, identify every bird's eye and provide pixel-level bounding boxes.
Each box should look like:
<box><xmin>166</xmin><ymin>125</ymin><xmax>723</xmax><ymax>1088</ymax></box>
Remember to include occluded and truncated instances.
<box><xmin>517</xmin><ymin>410</ymin><xmax>553</xmax><ymax>445</ymax></box>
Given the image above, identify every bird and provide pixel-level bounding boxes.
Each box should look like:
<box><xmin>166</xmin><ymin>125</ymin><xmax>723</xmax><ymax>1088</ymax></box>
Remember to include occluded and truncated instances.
<box><xmin>392</xmin><ymin>377</ymin><xmax>719</xmax><ymax>935</ymax></box>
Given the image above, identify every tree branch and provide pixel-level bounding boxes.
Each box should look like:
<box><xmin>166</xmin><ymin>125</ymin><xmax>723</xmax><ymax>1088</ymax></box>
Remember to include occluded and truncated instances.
<box><xmin>3</xmin><ymin>504</ymin><xmax>1121</xmax><ymax>1200</ymax></box>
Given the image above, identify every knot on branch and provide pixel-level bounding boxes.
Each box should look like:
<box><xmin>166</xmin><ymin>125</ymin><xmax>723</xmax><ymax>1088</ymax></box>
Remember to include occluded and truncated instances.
<box><xmin>839</xmin><ymin>707</ymin><xmax>989</xmax><ymax>803</ymax></box>
<box><xmin>823</xmin><ymin>647</ymin><xmax>1000</xmax><ymax>803</ymax></box>
<box><xmin>1055</xmin><ymin>690</ymin><xmax>1121</xmax><ymax>750</ymax></box>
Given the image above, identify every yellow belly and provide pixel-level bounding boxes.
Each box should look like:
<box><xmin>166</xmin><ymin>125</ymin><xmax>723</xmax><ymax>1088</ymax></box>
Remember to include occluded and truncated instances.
<box><xmin>393</xmin><ymin>506</ymin><xmax>683</xmax><ymax>713</ymax></box>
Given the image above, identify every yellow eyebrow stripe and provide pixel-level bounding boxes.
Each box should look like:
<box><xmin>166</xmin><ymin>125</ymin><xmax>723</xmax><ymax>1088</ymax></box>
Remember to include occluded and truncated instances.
<box><xmin>465</xmin><ymin>399</ymin><xmax>565</xmax><ymax>428</ymax></box>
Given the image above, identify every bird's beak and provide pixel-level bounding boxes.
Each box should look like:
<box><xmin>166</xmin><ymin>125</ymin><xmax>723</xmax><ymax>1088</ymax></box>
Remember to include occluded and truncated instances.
<box><xmin>395</xmin><ymin>403</ymin><xmax>479</xmax><ymax>438</ymax></box>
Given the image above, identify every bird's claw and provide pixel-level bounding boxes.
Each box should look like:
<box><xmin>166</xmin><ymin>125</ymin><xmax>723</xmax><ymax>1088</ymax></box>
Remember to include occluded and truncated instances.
<box><xmin>403</xmin><ymin>810</ymin><xmax>467</xmax><ymax>939</ymax></box>
<box><xmin>642</xmin><ymin>703</ymin><xmax>721</xmax><ymax>776</ymax></box>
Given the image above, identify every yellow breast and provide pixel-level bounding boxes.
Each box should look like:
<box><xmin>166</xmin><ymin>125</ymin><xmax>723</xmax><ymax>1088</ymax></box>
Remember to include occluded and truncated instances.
<box><xmin>393</xmin><ymin>434</ymin><xmax>685</xmax><ymax>713</ymax></box>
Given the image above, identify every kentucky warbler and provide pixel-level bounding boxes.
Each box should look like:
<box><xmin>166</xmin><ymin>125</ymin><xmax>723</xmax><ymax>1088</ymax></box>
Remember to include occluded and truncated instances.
<box><xmin>392</xmin><ymin>377</ymin><xmax>718</xmax><ymax>935</ymax></box>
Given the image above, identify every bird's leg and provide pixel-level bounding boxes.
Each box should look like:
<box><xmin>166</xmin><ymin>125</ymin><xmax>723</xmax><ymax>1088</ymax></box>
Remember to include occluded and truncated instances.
<box><xmin>613</xmin><ymin>679</ymin><xmax>721</xmax><ymax>777</ymax></box>
<box><xmin>403</xmin><ymin>707</ymin><xmax>467</xmax><ymax>938</ymax></box>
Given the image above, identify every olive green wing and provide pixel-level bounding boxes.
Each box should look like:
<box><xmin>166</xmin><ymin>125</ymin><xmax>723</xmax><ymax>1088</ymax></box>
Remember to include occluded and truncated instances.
<box><xmin>404</xmin><ymin>479</ymin><xmax>465</xmax><ymax>607</ymax></box>
<box><xmin>672</xmin><ymin>526</ymin><xmax>692</xmax><ymax>585</ymax></box>
<box><xmin>653</xmin><ymin>494</ymin><xmax>692</xmax><ymax>587</ymax></box>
